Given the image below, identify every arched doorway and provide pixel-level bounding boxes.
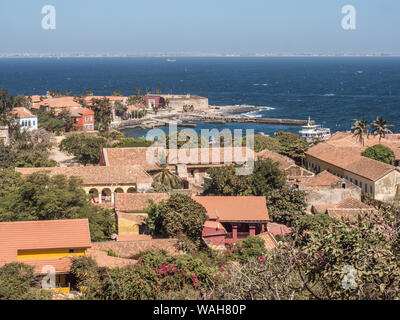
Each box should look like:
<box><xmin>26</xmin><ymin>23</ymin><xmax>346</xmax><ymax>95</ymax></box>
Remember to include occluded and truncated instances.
<box><xmin>101</xmin><ymin>188</ymin><xmax>112</xmax><ymax>204</ymax></box>
<box><xmin>89</xmin><ymin>188</ymin><xmax>99</xmax><ymax>204</ymax></box>
<box><xmin>127</xmin><ymin>187</ymin><xmax>136</xmax><ymax>193</ymax></box>
<box><xmin>114</xmin><ymin>188</ymin><xmax>124</xmax><ymax>194</ymax></box>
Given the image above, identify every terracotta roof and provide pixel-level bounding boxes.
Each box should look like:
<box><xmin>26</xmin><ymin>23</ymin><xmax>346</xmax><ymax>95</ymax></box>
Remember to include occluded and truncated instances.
<box><xmin>256</xmin><ymin>149</ymin><xmax>295</xmax><ymax>170</ymax></box>
<box><xmin>257</xmin><ymin>232</ymin><xmax>278</xmax><ymax>249</ymax></box>
<box><xmin>101</xmin><ymin>148</ymin><xmax>161</xmax><ymax>171</ymax></box>
<box><xmin>311</xmin><ymin>197</ymin><xmax>375</xmax><ymax>220</ymax></box>
<box><xmin>86</xmin><ymin>248</ymin><xmax>136</xmax><ymax>268</ymax></box>
<box><xmin>0</xmin><ymin>219</ymin><xmax>91</xmax><ymax>267</ymax></box>
<box><xmin>203</xmin><ymin>220</ymin><xmax>227</xmax><ymax>232</ymax></box>
<box><xmin>295</xmin><ymin>171</ymin><xmax>354</xmax><ymax>190</ymax></box>
<box><xmin>115</xmin><ymin>193</ymin><xmax>169</xmax><ymax>212</ymax></box>
<box><xmin>167</xmin><ymin>147</ymin><xmax>254</xmax><ymax>166</ymax></box>
<box><xmin>102</xmin><ymin>147</ymin><xmax>254</xmax><ymax>171</ymax></box>
<box><xmin>55</xmin><ymin>106</ymin><xmax>93</xmax><ymax>117</ymax></box>
<box><xmin>16</xmin><ymin>165</ymin><xmax>152</xmax><ymax>185</ymax></box>
<box><xmin>193</xmin><ymin>196</ymin><xmax>269</xmax><ymax>222</ymax></box>
<box><xmin>45</xmin><ymin>97</ymin><xmax>81</xmax><ymax>108</ymax></box>
<box><xmin>12</xmin><ymin>107</ymin><xmax>35</xmax><ymax>119</ymax></box>
<box><xmin>327</xmin><ymin>132</ymin><xmax>400</xmax><ymax>160</ymax></box>
<box><xmin>267</xmin><ymin>222</ymin><xmax>292</xmax><ymax>235</ymax></box>
<box><xmin>306</xmin><ymin>143</ymin><xmax>396</xmax><ymax>181</ymax></box>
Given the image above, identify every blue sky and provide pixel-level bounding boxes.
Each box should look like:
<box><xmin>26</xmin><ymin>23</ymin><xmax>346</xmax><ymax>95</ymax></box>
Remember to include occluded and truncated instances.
<box><xmin>0</xmin><ymin>0</ymin><xmax>399</xmax><ymax>54</ymax></box>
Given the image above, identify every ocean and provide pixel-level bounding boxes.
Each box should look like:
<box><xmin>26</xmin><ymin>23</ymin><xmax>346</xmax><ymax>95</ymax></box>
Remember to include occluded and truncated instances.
<box><xmin>1</xmin><ymin>57</ymin><xmax>399</xmax><ymax>138</ymax></box>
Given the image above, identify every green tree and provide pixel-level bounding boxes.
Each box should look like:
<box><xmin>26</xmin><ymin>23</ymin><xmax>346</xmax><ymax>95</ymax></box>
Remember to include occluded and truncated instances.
<box><xmin>274</xmin><ymin>131</ymin><xmax>309</xmax><ymax>162</ymax></box>
<box><xmin>231</xmin><ymin>236</ymin><xmax>267</xmax><ymax>263</ymax></box>
<box><xmin>245</xmin><ymin>134</ymin><xmax>282</xmax><ymax>153</ymax></box>
<box><xmin>59</xmin><ymin>133</ymin><xmax>108</xmax><ymax>165</ymax></box>
<box><xmin>152</xmin><ymin>153</ymin><xmax>184</xmax><ymax>190</ymax></box>
<box><xmin>159</xmin><ymin>195</ymin><xmax>208</xmax><ymax>251</ymax></box>
<box><xmin>361</xmin><ymin>144</ymin><xmax>395</xmax><ymax>165</ymax></box>
<box><xmin>371</xmin><ymin>116</ymin><xmax>393</xmax><ymax>143</ymax></box>
<box><xmin>113</xmin><ymin>138</ymin><xmax>153</xmax><ymax>148</ymax></box>
<box><xmin>0</xmin><ymin>141</ymin><xmax>17</xmax><ymax>168</ymax></box>
<box><xmin>352</xmin><ymin>119</ymin><xmax>370</xmax><ymax>146</ymax></box>
<box><xmin>145</xmin><ymin>200</ymin><xmax>167</xmax><ymax>235</ymax></box>
<box><xmin>0</xmin><ymin>88</ymin><xmax>16</xmax><ymax>126</ymax></box>
<box><xmin>267</xmin><ymin>186</ymin><xmax>307</xmax><ymax>226</ymax></box>
<box><xmin>89</xmin><ymin>97</ymin><xmax>113</xmax><ymax>131</ymax></box>
<box><xmin>0</xmin><ymin>263</ymin><xmax>51</xmax><ymax>300</ymax></box>
<box><xmin>0</xmin><ymin>172</ymin><xmax>115</xmax><ymax>241</ymax></box>
<box><xmin>114</xmin><ymin>101</ymin><xmax>128</xmax><ymax>119</ymax></box>
<box><xmin>15</xmin><ymin>152</ymin><xmax>59</xmax><ymax>168</ymax></box>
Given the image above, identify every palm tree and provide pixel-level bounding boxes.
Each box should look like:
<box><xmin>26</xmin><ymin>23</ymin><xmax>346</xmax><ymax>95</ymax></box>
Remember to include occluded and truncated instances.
<box><xmin>351</xmin><ymin>119</ymin><xmax>370</xmax><ymax>146</ymax></box>
<box><xmin>372</xmin><ymin>116</ymin><xmax>393</xmax><ymax>143</ymax></box>
<box><xmin>152</xmin><ymin>153</ymin><xmax>184</xmax><ymax>190</ymax></box>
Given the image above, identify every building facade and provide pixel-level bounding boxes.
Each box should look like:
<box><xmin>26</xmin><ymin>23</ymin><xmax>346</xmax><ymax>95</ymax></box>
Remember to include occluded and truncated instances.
<box><xmin>305</xmin><ymin>143</ymin><xmax>400</xmax><ymax>201</ymax></box>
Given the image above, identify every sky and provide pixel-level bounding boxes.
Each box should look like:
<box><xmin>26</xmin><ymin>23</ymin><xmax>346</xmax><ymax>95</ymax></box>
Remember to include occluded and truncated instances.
<box><xmin>0</xmin><ymin>0</ymin><xmax>399</xmax><ymax>55</ymax></box>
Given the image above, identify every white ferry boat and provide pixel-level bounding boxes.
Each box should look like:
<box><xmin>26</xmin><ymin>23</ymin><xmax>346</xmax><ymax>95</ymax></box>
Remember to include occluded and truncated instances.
<box><xmin>299</xmin><ymin>116</ymin><xmax>331</xmax><ymax>142</ymax></box>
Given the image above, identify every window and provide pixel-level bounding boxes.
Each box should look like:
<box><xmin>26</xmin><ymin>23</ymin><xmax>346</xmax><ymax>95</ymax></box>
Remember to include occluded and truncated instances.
<box><xmin>85</xmin><ymin>116</ymin><xmax>89</xmax><ymax>122</ymax></box>
<box><xmin>365</xmin><ymin>184</ymin><xmax>367</xmax><ymax>193</ymax></box>
<box><xmin>90</xmin><ymin>116</ymin><xmax>93</xmax><ymax>121</ymax></box>
<box><xmin>69</xmin><ymin>249</ymin><xmax>76</xmax><ymax>253</ymax></box>
<box><xmin>360</xmin><ymin>182</ymin><xmax>363</xmax><ymax>188</ymax></box>
<box><xmin>370</xmin><ymin>186</ymin><xmax>373</xmax><ymax>193</ymax></box>
<box><xmin>355</xmin><ymin>180</ymin><xmax>358</xmax><ymax>186</ymax></box>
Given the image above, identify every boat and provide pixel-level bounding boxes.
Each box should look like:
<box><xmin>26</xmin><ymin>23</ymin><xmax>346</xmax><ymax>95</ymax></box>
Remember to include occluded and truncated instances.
<box><xmin>166</xmin><ymin>59</ymin><xmax>176</xmax><ymax>62</ymax></box>
<box><xmin>299</xmin><ymin>116</ymin><xmax>331</xmax><ymax>142</ymax></box>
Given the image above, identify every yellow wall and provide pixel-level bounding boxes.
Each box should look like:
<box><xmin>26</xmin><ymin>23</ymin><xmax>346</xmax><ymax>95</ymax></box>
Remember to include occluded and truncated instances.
<box><xmin>17</xmin><ymin>248</ymin><xmax>86</xmax><ymax>260</ymax></box>
<box><xmin>118</xmin><ymin>218</ymin><xmax>140</xmax><ymax>235</ymax></box>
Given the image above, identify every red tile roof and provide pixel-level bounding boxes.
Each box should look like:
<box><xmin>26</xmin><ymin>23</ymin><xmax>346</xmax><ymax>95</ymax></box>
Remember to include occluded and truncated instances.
<box><xmin>267</xmin><ymin>222</ymin><xmax>292</xmax><ymax>236</ymax></box>
<box><xmin>327</xmin><ymin>132</ymin><xmax>400</xmax><ymax>161</ymax></box>
<box><xmin>257</xmin><ymin>232</ymin><xmax>278</xmax><ymax>249</ymax></box>
<box><xmin>0</xmin><ymin>219</ymin><xmax>91</xmax><ymax>267</ymax></box>
<box><xmin>102</xmin><ymin>147</ymin><xmax>254</xmax><ymax>171</ymax></box>
<box><xmin>306</xmin><ymin>143</ymin><xmax>396</xmax><ymax>181</ymax></box>
<box><xmin>16</xmin><ymin>165</ymin><xmax>152</xmax><ymax>185</ymax></box>
<box><xmin>256</xmin><ymin>149</ymin><xmax>296</xmax><ymax>170</ymax></box>
<box><xmin>311</xmin><ymin>197</ymin><xmax>376</xmax><ymax>220</ymax></box>
<box><xmin>101</xmin><ymin>147</ymin><xmax>161</xmax><ymax>171</ymax></box>
<box><xmin>12</xmin><ymin>107</ymin><xmax>35</xmax><ymax>119</ymax></box>
<box><xmin>295</xmin><ymin>171</ymin><xmax>355</xmax><ymax>190</ymax></box>
<box><xmin>193</xmin><ymin>196</ymin><xmax>269</xmax><ymax>222</ymax></box>
<box><xmin>115</xmin><ymin>193</ymin><xmax>169</xmax><ymax>212</ymax></box>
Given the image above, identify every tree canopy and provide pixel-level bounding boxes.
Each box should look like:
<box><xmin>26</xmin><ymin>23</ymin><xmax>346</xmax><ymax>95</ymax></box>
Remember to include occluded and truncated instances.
<box><xmin>0</xmin><ymin>171</ymin><xmax>115</xmax><ymax>241</ymax></box>
<box><xmin>59</xmin><ymin>133</ymin><xmax>108</xmax><ymax>165</ymax></box>
<box><xmin>361</xmin><ymin>144</ymin><xmax>395</xmax><ymax>165</ymax></box>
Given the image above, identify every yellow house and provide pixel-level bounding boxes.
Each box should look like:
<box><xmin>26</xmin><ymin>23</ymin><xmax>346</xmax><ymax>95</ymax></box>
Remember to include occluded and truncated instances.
<box><xmin>0</xmin><ymin>219</ymin><xmax>91</xmax><ymax>293</ymax></box>
<box><xmin>114</xmin><ymin>193</ymin><xmax>169</xmax><ymax>240</ymax></box>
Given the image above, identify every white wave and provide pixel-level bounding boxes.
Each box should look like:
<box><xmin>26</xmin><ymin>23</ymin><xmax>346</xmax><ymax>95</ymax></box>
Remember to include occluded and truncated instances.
<box><xmin>323</xmin><ymin>93</ymin><xmax>335</xmax><ymax>97</ymax></box>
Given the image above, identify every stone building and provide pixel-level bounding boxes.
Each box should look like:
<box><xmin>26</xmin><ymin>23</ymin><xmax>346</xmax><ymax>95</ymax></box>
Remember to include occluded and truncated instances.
<box><xmin>159</xmin><ymin>94</ymin><xmax>209</xmax><ymax>111</ymax></box>
<box><xmin>16</xmin><ymin>165</ymin><xmax>153</xmax><ymax>204</ymax></box>
<box><xmin>293</xmin><ymin>170</ymin><xmax>361</xmax><ymax>212</ymax></box>
<box><xmin>305</xmin><ymin>143</ymin><xmax>400</xmax><ymax>201</ymax></box>
<box><xmin>0</xmin><ymin>126</ymin><xmax>9</xmax><ymax>145</ymax></box>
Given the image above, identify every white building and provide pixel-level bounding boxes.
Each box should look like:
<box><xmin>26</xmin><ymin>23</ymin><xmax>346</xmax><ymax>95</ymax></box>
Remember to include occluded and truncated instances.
<box><xmin>13</xmin><ymin>107</ymin><xmax>38</xmax><ymax>131</ymax></box>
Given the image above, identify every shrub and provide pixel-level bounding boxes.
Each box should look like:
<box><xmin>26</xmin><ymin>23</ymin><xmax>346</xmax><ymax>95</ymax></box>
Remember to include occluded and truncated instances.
<box><xmin>230</xmin><ymin>236</ymin><xmax>267</xmax><ymax>263</ymax></box>
<box><xmin>361</xmin><ymin>144</ymin><xmax>395</xmax><ymax>165</ymax></box>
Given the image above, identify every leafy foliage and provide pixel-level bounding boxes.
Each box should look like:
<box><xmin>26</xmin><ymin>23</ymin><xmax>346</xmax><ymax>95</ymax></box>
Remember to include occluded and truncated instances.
<box><xmin>0</xmin><ymin>172</ymin><xmax>115</xmax><ymax>241</ymax></box>
<box><xmin>0</xmin><ymin>263</ymin><xmax>51</xmax><ymax>300</ymax></box>
<box><xmin>158</xmin><ymin>195</ymin><xmax>208</xmax><ymax>251</ymax></box>
<box><xmin>230</xmin><ymin>236</ymin><xmax>267</xmax><ymax>263</ymax></box>
<box><xmin>15</xmin><ymin>152</ymin><xmax>59</xmax><ymax>168</ymax></box>
<box><xmin>59</xmin><ymin>133</ymin><xmax>108</xmax><ymax>165</ymax></box>
<box><xmin>274</xmin><ymin>131</ymin><xmax>309</xmax><ymax>162</ymax></box>
<box><xmin>113</xmin><ymin>137</ymin><xmax>153</xmax><ymax>148</ymax></box>
<box><xmin>361</xmin><ymin>144</ymin><xmax>395</xmax><ymax>165</ymax></box>
<box><xmin>89</xmin><ymin>97</ymin><xmax>113</xmax><ymax>131</ymax></box>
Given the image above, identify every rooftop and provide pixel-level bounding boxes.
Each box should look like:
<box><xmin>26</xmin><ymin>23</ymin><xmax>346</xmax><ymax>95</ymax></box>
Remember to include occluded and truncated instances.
<box><xmin>256</xmin><ymin>149</ymin><xmax>296</xmax><ymax>171</ymax></box>
<box><xmin>312</xmin><ymin>197</ymin><xmax>376</xmax><ymax>220</ymax></box>
<box><xmin>0</xmin><ymin>219</ymin><xmax>91</xmax><ymax>266</ymax></box>
<box><xmin>16</xmin><ymin>165</ymin><xmax>152</xmax><ymax>185</ymax></box>
<box><xmin>306</xmin><ymin>143</ymin><xmax>396</xmax><ymax>181</ymax></box>
<box><xmin>193</xmin><ymin>196</ymin><xmax>269</xmax><ymax>222</ymax></box>
<box><xmin>115</xmin><ymin>193</ymin><xmax>169</xmax><ymax>212</ymax></box>
<box><xmin>294</xmin><ymin>170</ymin><xmax>356</xmax><ymax>190</ymax></box>
<box><xmin>327</xmin><ymin>132</ymin><xmax>400</xmax><ymax>161</ymax></box>
<box><xmin>12</xmin><ymin>107</ymin><xmax>35</xmax><ymax>119</ymax></box>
